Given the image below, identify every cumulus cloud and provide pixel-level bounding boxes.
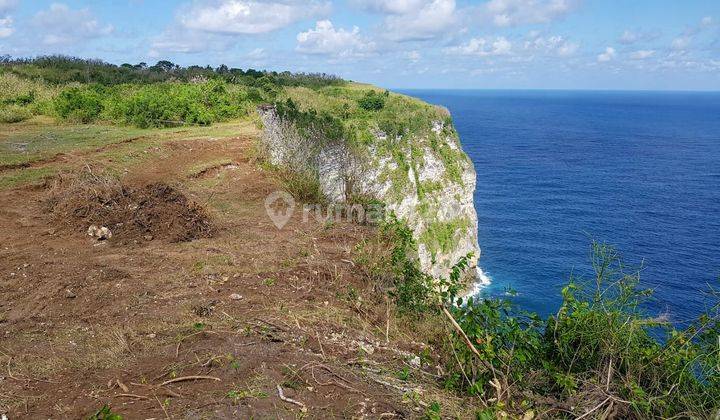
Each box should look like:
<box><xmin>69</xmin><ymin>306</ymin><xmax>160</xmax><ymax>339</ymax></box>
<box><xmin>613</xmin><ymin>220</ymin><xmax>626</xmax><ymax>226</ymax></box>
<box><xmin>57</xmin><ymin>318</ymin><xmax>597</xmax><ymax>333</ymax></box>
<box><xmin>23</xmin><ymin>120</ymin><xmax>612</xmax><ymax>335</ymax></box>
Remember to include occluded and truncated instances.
<box><xmin>671</xmin><ymin>36</ymin><xmax>691</xmax><ymax>50</ymax></box>
<box><xmin>617</xmin><ymin>29</ymin><xmax>661</xmax><ymax>45</ymax></box>
<box><xmin>32</xmin><ymin>3</ymin><xmax>114</xmax><ymax>45</ymax></box>
<box><xmin>296</xmin><ymin>20</ymin><xmax>375</xmax><ymax>57</ymax></box>
<box><xmin>524</xmin><ymin>33</ymin><xmax>579</xmax><ymax>56</ymax></box>
<box><xmin>629</xmin><ymin>50</ymin><xmax>655</xmax><ymax>60</ymax></box>
<box><xmin>382</xmin><ymin>0</ymin><xmax>458</xmax><ymax>41</ymax></box>
<box><xmin>482</xmin><ymin>0</ymin><xmax>579</xmax><ymax>27</ymax></box>
<box><xmin>619</xmin><ymin>30</ymin><xmax>637</xmax><ymax>44</ymax></box>
<box><xmin>0</xmin><ymin>16</ymin><xmax>12</xmax><ymax>38</ymax></box>
<box><xmin>178</xmin><ymin>0</ymin><xmax>330</xmax><ymax>35</ymax></box>
<box><xmin>597</xmin><ymin>47</ymin><xmax>615</xmax><ymax>62</ymax></box>
<box><xmin>445</xmin><ymin>37</ymin><xmax>512</xmax><ymax>56</ymax></box>
<box><xmin>0</xmin><ymin>0</ymin><xmax>17</xmax><ymax>38</ymax></box>
<box><xmin>405</xmin><ymin>50</ymin><xmax>421</xmax><ymax>63</ymax></box>
<box><xmin>352</xmin><ymin>0</ymin><xmax>429</xmax><ymax>15</ymax></box>
<box><xmin>0</xmin><ymin>0</ymin><xmax>17</xmax><ymax>15</ymax></box>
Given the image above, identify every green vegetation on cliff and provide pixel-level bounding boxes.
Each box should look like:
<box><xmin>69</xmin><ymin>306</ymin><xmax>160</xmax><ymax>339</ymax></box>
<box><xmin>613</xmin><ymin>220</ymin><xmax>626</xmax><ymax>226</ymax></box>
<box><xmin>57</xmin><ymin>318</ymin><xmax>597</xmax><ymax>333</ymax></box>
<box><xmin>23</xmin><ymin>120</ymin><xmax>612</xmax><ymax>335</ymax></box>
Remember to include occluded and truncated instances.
<box><xmin>358</xmin><ymin>220</ymin><xmax>720</xmax><ymax>418</ymax></box>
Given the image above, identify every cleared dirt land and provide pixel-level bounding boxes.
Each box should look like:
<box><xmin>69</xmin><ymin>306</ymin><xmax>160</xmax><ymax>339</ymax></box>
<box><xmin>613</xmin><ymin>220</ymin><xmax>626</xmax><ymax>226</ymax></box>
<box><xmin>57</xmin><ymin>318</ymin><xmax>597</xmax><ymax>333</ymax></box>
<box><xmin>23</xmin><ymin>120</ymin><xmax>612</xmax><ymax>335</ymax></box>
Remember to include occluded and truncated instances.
<box><xmin>0</xmin><ymin>118</ymin><xmax>468</xmax><ymax>419</ymax></box>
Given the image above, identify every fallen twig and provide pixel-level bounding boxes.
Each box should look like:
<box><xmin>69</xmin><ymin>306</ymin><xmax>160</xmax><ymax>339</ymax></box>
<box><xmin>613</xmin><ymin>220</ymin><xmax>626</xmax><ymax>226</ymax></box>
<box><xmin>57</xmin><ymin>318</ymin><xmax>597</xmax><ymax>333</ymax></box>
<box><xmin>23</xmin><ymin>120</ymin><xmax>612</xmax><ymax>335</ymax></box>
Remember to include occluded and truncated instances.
<box><xmin>116</xmin><ymin>393</ymin><xmax>150</xmax><ymax>400</ymax></box>
<box><xmin>159</xmin><ymin>375</ymin><xmax>221</xmax><ymax>387</ymax></box>
<box><xmin>316</xmin><ymin>332</ymin><xmax>326</xmax><ymax>360</ymax></box>
<box><xmin>277</xmin><ymin>384</ymin><xmax>307</xmax><ymax>412</ymax></box>
<box><xmin>155</xmin><ymin>395</ymin><xmax>171</xmax><ymax>420</ymax></box>
<box><xmin>116</xmin><ymin>379</ymin><xmax>130</xmax><ymax>393</ymax></box>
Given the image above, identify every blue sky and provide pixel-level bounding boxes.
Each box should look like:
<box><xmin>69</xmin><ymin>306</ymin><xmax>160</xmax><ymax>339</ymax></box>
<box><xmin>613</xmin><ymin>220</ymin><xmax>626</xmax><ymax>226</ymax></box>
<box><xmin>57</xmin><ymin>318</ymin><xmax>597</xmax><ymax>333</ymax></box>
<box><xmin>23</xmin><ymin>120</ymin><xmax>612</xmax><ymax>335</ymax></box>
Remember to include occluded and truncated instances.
<box><xmin>1</xmin><ymin>0</ymin><xmax>719</xmax><ymax>90</ymax></box>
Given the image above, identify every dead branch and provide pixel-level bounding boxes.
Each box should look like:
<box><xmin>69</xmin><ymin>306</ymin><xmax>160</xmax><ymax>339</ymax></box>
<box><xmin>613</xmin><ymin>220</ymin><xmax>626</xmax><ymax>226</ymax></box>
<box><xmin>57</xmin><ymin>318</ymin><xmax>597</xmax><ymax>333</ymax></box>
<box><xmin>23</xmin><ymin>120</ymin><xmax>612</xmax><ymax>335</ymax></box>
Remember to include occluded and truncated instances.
<box><xmin>276</xmin><ymin>384</ymin><xmax>308</xmax><ymax>412</ymax></box>
<box><xmin>159</xmin><ymin>375</ymin><xmax>221</xmax><ymax>387</ymax></box>
<box><xmin>116</xmin><ymin>393</ymin><xmax>150</xmax><ymax>400</ymax></box>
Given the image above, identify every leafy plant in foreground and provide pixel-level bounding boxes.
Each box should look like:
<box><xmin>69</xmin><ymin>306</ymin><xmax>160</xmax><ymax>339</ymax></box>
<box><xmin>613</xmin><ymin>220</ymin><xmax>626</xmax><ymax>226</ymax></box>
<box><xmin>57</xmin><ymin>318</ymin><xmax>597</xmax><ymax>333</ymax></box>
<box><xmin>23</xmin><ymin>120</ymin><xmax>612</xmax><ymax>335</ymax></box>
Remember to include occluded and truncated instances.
<box><xmin>369</xmin><ymin>219</ymin><xmax>720</xmax><ymax>418</ymax></box>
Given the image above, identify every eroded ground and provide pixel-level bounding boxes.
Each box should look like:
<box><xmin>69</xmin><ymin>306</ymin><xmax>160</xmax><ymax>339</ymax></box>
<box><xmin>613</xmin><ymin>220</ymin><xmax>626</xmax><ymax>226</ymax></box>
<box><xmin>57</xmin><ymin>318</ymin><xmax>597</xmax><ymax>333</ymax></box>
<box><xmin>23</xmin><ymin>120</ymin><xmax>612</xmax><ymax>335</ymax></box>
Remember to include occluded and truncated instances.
<box><xmin>0</xmin><ymin>118</ymin><xmax>470</xmax><ymax>419</ymax></box>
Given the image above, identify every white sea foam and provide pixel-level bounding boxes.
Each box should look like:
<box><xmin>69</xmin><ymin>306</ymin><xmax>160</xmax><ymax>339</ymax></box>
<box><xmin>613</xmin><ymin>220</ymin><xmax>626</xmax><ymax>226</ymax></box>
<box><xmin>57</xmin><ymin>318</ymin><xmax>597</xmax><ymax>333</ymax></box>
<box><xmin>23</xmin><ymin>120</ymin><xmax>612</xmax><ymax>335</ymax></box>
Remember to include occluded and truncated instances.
<box><xmin>467</xmin><ymin>266</ymin><xmax>492</xmax><ymax>297</ymax></box>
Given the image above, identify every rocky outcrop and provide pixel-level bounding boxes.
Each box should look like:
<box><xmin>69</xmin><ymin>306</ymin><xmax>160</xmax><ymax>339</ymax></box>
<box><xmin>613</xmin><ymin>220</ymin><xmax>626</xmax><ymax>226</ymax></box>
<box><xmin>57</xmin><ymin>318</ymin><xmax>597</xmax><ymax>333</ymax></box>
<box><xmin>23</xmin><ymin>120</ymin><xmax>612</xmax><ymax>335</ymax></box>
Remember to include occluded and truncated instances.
<box><xmin>258</xmin><ymin>103</ymin><xmax>480</xmax><ymax>280</ymax></box>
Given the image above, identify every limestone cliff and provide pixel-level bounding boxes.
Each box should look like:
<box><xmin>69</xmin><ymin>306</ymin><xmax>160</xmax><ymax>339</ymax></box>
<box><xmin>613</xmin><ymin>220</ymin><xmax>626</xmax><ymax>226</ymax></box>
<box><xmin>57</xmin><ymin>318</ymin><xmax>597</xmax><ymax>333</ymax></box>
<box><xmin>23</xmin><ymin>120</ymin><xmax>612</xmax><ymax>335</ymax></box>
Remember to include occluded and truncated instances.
<box><xmin>257</xmin><ymin>91</ymin><xmax>479</xmax><ymax>279</ymax></box>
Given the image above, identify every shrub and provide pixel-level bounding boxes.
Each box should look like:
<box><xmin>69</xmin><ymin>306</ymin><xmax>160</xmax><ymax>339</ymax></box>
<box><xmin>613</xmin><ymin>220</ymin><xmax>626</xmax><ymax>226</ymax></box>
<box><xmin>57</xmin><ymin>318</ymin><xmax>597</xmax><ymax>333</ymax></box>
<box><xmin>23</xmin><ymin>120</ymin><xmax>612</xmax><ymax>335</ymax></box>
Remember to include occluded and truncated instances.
<box><xmin>54</xmin><ymin>86</ymin><xmax>104</xmax><ymax>123</ymax></box>
<box><xmin>274</xmin><ymin>98</ymin><xmax>345</xmax><ymax>143</ymax></box>
<box><xmin>113</xmin><ymin>81</ymin><xmax>251</xmax><ymax>128</ymax></box>
<box><xmin>355</xmin><ymin>215</ymin><xmax>437</xmax><ymax>313</ymax></box>
<box><xmin>436</xmin><ymin>242</ymin><xmax>720</xmax><ymax>418</ymax></box>
<box><xmin>364</xmin><ymin>229</ymin><xmax>720</xmax><ymax>418</ymax></box>
<box><xmin>274</xmin><ymin>168</ymin><xmax>326</xmax><ymax>204</ymax></box>
<box><xmin>0</xmin><ymin>105</ymin><xmax>32</xmax><ymax>123</ymax></box>
<box><xmin>357</xmin><ymin>90</ymin><xmax>387</xmax><ymax>111</ymax></box>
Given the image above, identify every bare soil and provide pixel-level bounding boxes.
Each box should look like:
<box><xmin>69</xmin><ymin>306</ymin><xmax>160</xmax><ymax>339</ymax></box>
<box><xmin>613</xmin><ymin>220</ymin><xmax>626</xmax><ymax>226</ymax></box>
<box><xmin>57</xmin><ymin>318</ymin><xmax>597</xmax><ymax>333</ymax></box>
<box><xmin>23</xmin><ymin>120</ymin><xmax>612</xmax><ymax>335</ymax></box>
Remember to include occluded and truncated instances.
<box><xmin>0</xmin><ymin>127</ymin><xmax>466</xmax><ymax>419</ymax></box>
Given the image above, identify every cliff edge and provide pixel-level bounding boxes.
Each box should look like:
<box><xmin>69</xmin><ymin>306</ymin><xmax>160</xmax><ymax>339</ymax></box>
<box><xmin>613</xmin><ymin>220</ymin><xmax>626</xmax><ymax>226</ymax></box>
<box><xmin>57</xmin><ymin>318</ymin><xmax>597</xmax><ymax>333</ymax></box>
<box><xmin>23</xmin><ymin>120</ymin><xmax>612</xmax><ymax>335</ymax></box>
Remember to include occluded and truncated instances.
<box><xmin>258</xmin><ymin>85</ymin><xmax>480</xmax><ymax>279</ymax></box>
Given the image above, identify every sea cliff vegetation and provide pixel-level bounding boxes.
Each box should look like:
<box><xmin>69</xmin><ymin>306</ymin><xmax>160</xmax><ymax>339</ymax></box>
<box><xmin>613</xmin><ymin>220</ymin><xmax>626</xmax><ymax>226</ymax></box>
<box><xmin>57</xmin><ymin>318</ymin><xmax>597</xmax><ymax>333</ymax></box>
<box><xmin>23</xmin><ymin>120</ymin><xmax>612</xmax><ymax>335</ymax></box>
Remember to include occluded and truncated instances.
<box><xmin>1</xmin><ymin>56</ymin><xmax>718</xmax><ymax>419</ymax></box>
<box><xmin>359</xmin><ymin>219</ymin><xmax>719</xmax><ymax>418</ymax></box>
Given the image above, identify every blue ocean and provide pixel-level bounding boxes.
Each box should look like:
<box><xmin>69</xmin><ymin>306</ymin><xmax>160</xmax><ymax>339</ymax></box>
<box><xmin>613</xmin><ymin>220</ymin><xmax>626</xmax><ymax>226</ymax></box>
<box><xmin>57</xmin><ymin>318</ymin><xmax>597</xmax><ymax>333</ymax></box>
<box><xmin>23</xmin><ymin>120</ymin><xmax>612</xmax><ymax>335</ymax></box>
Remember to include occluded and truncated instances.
<box><xmin>401</xmin><ymin>90</ymin><xmax>720</xmax><ymax>322</ymax></box>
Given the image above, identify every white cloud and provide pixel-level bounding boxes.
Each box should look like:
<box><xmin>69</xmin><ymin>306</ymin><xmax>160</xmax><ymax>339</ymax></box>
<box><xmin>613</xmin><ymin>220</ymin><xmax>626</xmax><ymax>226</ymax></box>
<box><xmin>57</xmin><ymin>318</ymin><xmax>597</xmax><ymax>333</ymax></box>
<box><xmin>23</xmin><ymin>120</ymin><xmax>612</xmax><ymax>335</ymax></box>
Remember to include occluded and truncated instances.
<box><xmin>482</xmin><ymin>0</ymin><xmax>578</xmax><ymax>27</ymax></box>
<box><xmin>617</xmin><ymin>29</ymin><xmax>661</xmax><ymax>45</ymax></box>
<box><xmin>352</xmin><ymin>0</ymin><xmax>429</xmax><ymax>15</ymax></box>
<box><xmin>618</xmin><ymin>30</ymin><xmax>638</xmax><ymax>45</ymax></box>
<box><xmin>296</xmin><ymin>20</ymin><xmax>375</xmax><ymax>57</ymax></box>
<box><xmin>382</xmin><ymin>0</ymin><xmax>458</xmax><ymax>41</ymax></box>
<box><xmin>597</xmin><ymin>47</ymin><xmax>615</xmax><ymax>62</ymax></box>
<box><xmin>32</xmin><ymin>3</ymin><xmax>114</xmax><ymax>45</ymax></box>
<box><xmin>179</xmin><ymin>0</ymin><xmax>330</xmax><ymax>35</ymax></box>
<box><xmin>524</xmin><ymin>33</ymin><xmax>578</xmax><ymax>56</ymax></box>
<box><xmin>630</xmin><ymin>50</ymin><xmax>655</xmax><ymax>60</ymax></box>
<box><xmin>700</xmin><ymin>16</ymin><xmax>713</xmax><ymax>27</ymax></box>
<box><xmin>0</xmin><ymin>0</ymin><xmax>17</xmax><ymax>15</ymax></box>
<box><xmin>671</xmin><ymin>36</ymin><xmax>690</xmax><ymax>50</ymax></box>
<box><xmin>247</xmin><ymin>47</ymin><xmax>266</xmax><ymax>59</ymax></box>
<box><xmin>0</xmin><ymin>0</ymin><xmax>17</xmax><ymax>38</ymax></box>
<box><xmin>445</xmin><ymin>36</ymin><xmax>512</xmax><ymax>56</ymax></box>
<box><xmin>0</xmin><ymin>16</ymin><xmax>12</xmax><ymax>38</ymax></box>
<box><xmin>405</xmin><ymin>50</ymin><xmax>421</xmax><ymax>63</ymax></box>
<box><xmin>148</xmin><ymin>26</ymin><xmax>239</xmax><ymax>57</ymax></box>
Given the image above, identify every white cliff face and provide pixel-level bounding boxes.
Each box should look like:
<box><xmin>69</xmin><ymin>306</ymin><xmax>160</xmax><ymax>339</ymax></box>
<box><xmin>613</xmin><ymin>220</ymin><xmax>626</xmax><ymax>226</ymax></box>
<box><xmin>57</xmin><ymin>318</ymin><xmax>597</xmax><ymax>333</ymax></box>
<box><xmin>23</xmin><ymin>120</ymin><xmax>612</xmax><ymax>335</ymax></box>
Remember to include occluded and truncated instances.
<box><xmin>258</xmin><ymin>106</ymin><xmax>480</xmax><ymax>280</ymax></box>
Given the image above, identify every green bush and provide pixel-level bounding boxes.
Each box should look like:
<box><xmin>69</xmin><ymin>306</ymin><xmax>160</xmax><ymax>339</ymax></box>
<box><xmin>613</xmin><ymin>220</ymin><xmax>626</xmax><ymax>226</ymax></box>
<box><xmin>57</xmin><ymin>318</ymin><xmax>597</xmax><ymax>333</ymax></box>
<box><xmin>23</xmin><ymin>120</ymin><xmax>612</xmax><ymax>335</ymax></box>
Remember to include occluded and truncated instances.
<box><xmin>113</xmin><ymin>81</ymin><xmax>251</xmax><ymax>128</ymax></box>
<box><xmin>0</xmin><ymin>104</ymin><xmax>32</xmax><ymax>123</ymax></box>
<box><xmin>354</xmin><ymin>215</ymin><xmax>437</xmax><ymax>314</ymax></box>
<box><xmin>436</xmin><ymin>242</ymin><xmax>720</xmax><ymax>418</ymax></box>
<box><xmin>54</xmin><ymin>86</ymin><xmax>105</xmax><ymax>123</ymax></box>
<box><xmin>366</xmin><ymin>228</ymin><xmax>720</xmax><ymax>418</ymax></box>
<box><xmin>357</xmin><ymin>90</ymin><xmax>387</xmax><ymax>111</ymax></box>
<box><xmin>274</xmin><ymin>98</ymin><xmax>345</xmax><ymax>143</ymax></box>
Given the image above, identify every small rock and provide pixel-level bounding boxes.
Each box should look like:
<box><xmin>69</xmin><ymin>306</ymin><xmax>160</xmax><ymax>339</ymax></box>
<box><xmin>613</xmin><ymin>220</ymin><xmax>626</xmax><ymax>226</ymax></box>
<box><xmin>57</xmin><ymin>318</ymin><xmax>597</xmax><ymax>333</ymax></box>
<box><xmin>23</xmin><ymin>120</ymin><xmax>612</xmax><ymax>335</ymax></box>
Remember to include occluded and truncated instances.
<box><xmin>64</xmin><ymin>289</ymin><xmax>76</xmax><ymax>299</ymax></box>
<box><xmin>87</xmin><ymin>225</ymin><xmax>112</xmax><ymax>240</ymax></box>
<box><xmin>143</xmin><ymin>235</ymin><xmax>154</xmax><ymax>241</ymax></box>
<box><xmin>147</xmin><ymin>333</ymin><xmax>156</xmax><ymax>339</ymax></box>
<box><xmin>229</xmin><ymin>293</ymin><xmax>243</xmax><ymax>301</ymax></box>
<box><xmin>409</xmin><ymin>356</ymin><xmax>421</xmax><ymax>368</ymax></box>
<box><xmin>97</xmin><ymin>226</ymin><xmax>112</xmax><ymax>240</ymax></box>
<box><xmin>358</xmin><ymin>342</ymin><xmax>375</xmax><ymax>355</ymax></box>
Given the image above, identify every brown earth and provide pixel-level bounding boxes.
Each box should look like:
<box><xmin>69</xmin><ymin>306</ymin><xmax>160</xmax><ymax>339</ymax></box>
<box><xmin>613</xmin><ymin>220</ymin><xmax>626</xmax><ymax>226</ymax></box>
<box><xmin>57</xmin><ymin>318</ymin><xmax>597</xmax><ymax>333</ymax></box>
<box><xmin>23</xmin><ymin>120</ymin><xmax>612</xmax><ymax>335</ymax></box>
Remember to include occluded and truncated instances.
<box><xmin>0</xmin><ymin>126</ymin><xmax>470</xmax><ymax>419</ymax></box>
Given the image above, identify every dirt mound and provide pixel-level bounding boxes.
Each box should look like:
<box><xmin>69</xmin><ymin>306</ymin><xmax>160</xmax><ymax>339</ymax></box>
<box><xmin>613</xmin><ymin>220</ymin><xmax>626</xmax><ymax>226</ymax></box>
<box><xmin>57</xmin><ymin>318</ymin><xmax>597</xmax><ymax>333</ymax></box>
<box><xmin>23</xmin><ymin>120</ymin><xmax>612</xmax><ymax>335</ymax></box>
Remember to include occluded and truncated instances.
<box><xmin>47</xmin><ymin>170</ymin><xmax>214</xmax><ymax>244</ymax></box>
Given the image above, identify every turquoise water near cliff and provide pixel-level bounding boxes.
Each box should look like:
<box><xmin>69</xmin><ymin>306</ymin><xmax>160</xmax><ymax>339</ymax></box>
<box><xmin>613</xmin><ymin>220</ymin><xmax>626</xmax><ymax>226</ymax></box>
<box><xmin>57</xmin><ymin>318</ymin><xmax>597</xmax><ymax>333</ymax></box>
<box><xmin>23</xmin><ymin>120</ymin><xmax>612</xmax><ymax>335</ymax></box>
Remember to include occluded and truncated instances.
<box><xmin>400</xmin><ymin>90</ymin><xmax>720</xmax><ymax>321</ymax></box>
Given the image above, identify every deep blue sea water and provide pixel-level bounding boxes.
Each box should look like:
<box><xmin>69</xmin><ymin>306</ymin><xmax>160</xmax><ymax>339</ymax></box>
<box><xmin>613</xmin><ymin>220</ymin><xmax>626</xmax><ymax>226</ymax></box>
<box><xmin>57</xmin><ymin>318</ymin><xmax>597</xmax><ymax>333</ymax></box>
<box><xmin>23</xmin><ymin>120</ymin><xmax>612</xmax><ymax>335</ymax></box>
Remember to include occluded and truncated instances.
<box><xmin>400</xmin><ymin>90</ymin><xmax>720</xmax><ymax>321</ymax></box>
